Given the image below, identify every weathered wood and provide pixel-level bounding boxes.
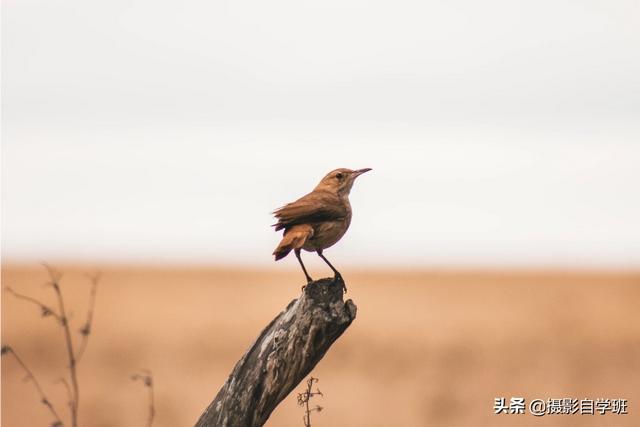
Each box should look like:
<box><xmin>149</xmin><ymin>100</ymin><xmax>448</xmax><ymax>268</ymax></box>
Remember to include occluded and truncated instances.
<box><xmin>195</xmin><ymin>276</ymin><xmax>357</xmax><ymax>427</ymax></box>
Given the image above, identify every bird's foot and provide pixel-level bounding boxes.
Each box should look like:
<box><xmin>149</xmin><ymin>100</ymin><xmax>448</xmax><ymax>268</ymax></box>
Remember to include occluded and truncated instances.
<box><xmin>301</xmin><ymin>276</ymin><xmax>314</xmax><ymax>291</ymax></box>
<box><xmin>334</xmin><ymin>273</ymin><xmax>347</xmax><ymax>293</ymax></box>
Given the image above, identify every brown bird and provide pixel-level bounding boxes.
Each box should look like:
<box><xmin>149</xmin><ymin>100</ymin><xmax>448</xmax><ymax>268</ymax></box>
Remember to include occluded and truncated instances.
<box><xmin>272</xmin><ymin>167</ymin><xmax>371</xmax><ymax>285</ymax></box>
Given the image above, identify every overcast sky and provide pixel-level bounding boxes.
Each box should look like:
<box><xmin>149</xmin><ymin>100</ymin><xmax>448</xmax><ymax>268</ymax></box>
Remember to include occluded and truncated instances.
<box><xmin>3</xmin><ymin>0</ymin><xmax>640</xmax><ymax>268</ymax></box>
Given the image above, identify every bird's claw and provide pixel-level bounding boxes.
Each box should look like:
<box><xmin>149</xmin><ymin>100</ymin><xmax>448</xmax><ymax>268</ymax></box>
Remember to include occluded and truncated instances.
<box><xmin>334</xmin><ymin>273</ymin><xmax>347</xmax><ymax>293</ymax></box>
<box><xmin>301</xmin><ymin>277</ymin><xmax>313</xmax><ymax>291</ymax></box>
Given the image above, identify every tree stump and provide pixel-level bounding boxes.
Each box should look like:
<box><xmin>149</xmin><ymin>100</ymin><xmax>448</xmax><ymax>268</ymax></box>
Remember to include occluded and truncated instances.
<box><xmin>195</xmin><ymin>276</ymin><xmax>357</xmax><ymax>427</ymax></box>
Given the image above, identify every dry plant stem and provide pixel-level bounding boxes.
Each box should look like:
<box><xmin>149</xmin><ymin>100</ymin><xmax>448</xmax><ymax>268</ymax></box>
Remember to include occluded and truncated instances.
<box><xmin>57</xmin><ymin>378</ymin><xmax>74</xmax><ymax>412</ymax></box>
<box><xmin>4</xmin><ymin>287</ymin><xmax>62</xmax><ymax>322</ymax></box>
<box><xmin>297</xmin><ymin>377</ymin><xmax>322</xmax><ymax>427</ymax></box>
<box><xmin>53</xmin><ymin>281</ymin><xmax>79</xmax><ymax>427</ymax></box>
<box><xmin>75</xmin><ymin>274</ymin><xmax>99</xmax><ymax>363</ymax></box>
<box><xmin>45</xmin><ymin>265</ymin><xmax>79</xmax><ymax>427</ymax></box>
<box><xmin>302</xmin><ymin>380</ymin><xmax>312</xmax><ymax>427</ymax></box>
<box><xmin>305</xmin><ymin>403</ymin><xmax>311</xmax><ymax>427</ymax></box>
<box><xmin>2</xmin><ymin>347</ymin><xmax>65</xmax><ymax>426</ymax></box>
<box><xmin>195</xmin><ymin>276</ymin><xmax>356</xmax><ymax>427</ymax></box>
<box><xmin>5</xmin><ymin>265</ymin><xmax>98</xmax><ymax>427</ymax></box>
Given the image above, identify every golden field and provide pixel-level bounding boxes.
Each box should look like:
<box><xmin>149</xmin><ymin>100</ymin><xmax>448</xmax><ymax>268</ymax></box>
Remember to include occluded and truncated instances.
<box><xmin>2</xmin><ymin>264</ymin><xmax>639</xmax><ymax>426</ymax></box>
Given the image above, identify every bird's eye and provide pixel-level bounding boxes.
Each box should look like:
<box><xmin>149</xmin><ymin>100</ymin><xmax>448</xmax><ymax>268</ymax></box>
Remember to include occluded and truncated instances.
<box><xmin>335</xmin><ymin>173</ymin><xmax>343</xmax><ymax>180</ymax></box>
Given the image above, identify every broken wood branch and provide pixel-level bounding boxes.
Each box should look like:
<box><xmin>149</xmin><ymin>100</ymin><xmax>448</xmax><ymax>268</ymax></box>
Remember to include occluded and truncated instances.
<box><xmin>195</xmin><ymin>276</ymin><xmax>357</xmax><ymax>427</ymax></box>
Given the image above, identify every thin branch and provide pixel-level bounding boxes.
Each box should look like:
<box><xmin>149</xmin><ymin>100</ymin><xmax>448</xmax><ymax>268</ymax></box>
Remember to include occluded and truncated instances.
<box><xmin>44</xmin><ymin>265</ymin><xmax>80</xmax><ymax>427</ymax></box>
<box><xmin>132</xmin><ymin>369</ymin><xmax>155</xmax><ymax>427</ymax></box>
<box><xmin>4</xmin><ymin>286</ymin><xmax>62</xmax><ymax>322</ymax></box>
<box><xmin>42</xmin><ymin>262</ymin><xmax>63</xmax><ymax>283</ymax></box>
<box><xmin>297</xmin><ymin>377</ymin><xmax>323</xmax><ymax>427</ymax></box>
<box><xmin>55</xmin><ymin>377</ymin><xmax>74</xmax><ymax>413</ymax></box>
<box><xmin>2</xmin><ymin>345</ymin><xmax>65</xmax><ymax>427</ymax></box>
<box><xmin>75</xmin><ymin>273</ymin><xmax>100</xmax><ymax>363</ymax></box>
<box><xmin>5</xmin><ymin>265</ymin><xmax>98</xmax><ymax>427</ymax></box>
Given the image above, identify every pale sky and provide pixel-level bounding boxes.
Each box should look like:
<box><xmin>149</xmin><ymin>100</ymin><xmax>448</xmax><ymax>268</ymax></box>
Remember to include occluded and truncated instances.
<box><xmin>2</xmin><ymin>0</ymin><xmax>640</xmax><ymax>268</ymax></box>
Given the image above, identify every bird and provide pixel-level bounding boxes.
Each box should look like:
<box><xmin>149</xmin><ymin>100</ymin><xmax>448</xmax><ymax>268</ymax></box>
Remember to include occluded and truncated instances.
<box><xmin>272</xmin><ymin>167</ymin><xmax>371</xmax><ymax>287</ymax></box>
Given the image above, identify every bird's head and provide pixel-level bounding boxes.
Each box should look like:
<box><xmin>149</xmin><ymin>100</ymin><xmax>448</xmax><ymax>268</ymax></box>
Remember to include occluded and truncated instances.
<box><xmin>314</xmin><ymin>167</ymin><xmax>372</xmax><ymax>196</ymax></box>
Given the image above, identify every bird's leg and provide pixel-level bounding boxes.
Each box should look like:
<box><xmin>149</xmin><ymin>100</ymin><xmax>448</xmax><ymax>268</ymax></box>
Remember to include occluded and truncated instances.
<box><xmin>317</xmin><ymin>250</ymin><xmax>346</xmax><ymax>292</ymax></box>
<box><xmin>295</xmin><ymin>249</ymin><xmax>313</xmax><ymax>287</ymax></box>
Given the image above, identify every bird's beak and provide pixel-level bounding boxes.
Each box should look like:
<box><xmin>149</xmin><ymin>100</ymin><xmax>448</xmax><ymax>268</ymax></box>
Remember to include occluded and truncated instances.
<box><xmin>353</xmin><ymin>168</ymin><xmax>372</xmax><ymax>178</ymax></box>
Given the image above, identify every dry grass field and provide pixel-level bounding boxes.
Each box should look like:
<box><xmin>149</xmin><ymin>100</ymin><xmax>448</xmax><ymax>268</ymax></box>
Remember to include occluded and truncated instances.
<box><xmin>2</xmin><ymin>264</ymin><xmax>639</xmax><ymax>426</ymax></box>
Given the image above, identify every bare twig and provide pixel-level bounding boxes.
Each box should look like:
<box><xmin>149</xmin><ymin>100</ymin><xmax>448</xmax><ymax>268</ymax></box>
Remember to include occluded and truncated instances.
<box><xmin>43</xmin><ymin>263</ymin><xmax>79</xmax><ymax>427</ymax></box>
<box><xmin>297</xmin><ymin>377</ymin><xmax>323</xmax><ymax>427</ymax></box>
<box><xmin>5</xmin><ymin>265</ymin><xmax>100</xmax><ymax>427</ymax></box>
<box><xmin>75</xmin><ymin>273</ymin><xmax>100</xmax><ymax>363</ymax></box>
<box><xmin>55</xmin><ymin>378</ymin><xmax>74</xmax><ymax>413</ymax></box>
<box><xmin>4</xmin><ymin>286</ymin><xmax>62</xmax><ymax>322</ymax></box>
<box><xmin>132</xmin><ymin>369</ymin><xmax>155</xmax><ymax>427</ymax></box>
<box><xmin>2</xmin><ymin>345</ymin><xmax>65</xmax><ymax>427</ymax></box>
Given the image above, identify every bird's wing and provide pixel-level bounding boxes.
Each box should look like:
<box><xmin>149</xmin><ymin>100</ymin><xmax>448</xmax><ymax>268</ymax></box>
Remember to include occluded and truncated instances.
<box><xmin>272</xmin><ymin>191</ymin><xmax>347</xmax><ymax>231</ymax></box>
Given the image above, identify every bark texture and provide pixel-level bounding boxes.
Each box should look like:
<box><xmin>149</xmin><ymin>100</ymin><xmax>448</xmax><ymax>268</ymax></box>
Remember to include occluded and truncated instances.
<box><xmin>195</xmin><ymin>276</ymin><xmax>357</xmax><ymax>427</ymax></box>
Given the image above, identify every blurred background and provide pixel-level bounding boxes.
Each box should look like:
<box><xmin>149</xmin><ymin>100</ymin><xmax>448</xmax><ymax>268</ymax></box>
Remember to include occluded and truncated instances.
<box><xmin>2</xmin><ymin>0</ymin><xmax>639</xmax><ymax>426</ymax></box>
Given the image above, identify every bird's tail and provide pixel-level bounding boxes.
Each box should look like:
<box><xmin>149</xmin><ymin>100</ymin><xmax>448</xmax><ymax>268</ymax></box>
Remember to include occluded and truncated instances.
<box><xmin>273</xmin><ymin>225</ymin><xmax>314</xmax><ymax>261</ymax></box>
